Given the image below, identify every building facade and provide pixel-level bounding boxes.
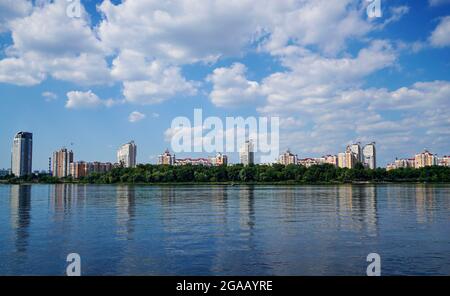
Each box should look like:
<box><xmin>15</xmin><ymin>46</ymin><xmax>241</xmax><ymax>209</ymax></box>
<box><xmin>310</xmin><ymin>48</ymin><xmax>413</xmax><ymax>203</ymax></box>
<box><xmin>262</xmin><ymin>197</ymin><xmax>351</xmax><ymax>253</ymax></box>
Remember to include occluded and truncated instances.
<box><xmin>11</xmin><ymin>131</ymin><xmax>33</xmax><ymax>177</ymax></box>
<box><xmin>297</xmin><ymin>156</ymin><xmax>337</xmax><ymax>167</ymax></box>
<box><xmin>70</xmin><ymin>161</ymin><xmax>113</xmax><ymax>179</ymax></box>
<box><xmin>175</xmin><ymin>158</ymin><xmax>212</xmax><ymax>166</ymax></box>
<box><xmin>345</xmin><ymin>149</ymin><xmax>357</xmax><ymax>169</ymax></box>
<box><xmin>210</xmin><ymin>153</ymin><xmax>228</xmax><ymax>166</ymax></box>
<box><xmin>438</xmin><ymin>156</ymin><xmax>450</xmax><ymax>167</ymax></box>
<box><xmin>323</xmin><ymin>155</ymin><xmax>338</xmax><ymax>167</ymax></box>
<box><xmin>348</xmin><ymin>143</ymin><xmax>362</xmax><ymax>163</ymax></box>
<box><xmin>117</xmin><ymin>141</ymin><xmax>137</xmax><ymax>168</ymax></box>
<box><xmin>338</xmin><ymin>153</ymin><xmax>346</xmax><ymax>168</ymax></box>
<box><xmin>414</xmin><ymin>150</ymin><xmax>437</xmax><ymax>168</ymax></box>
<box><xmin>279</xmin><ymin>150</ymin><xmax>297</xmax><ymax>165</ymax></box>
<box><xmin>52</xmin><ymin>148</ymin><xmax>74</xmax><ymax>178</ymax></box>
<box><xmin>395</xmin><ymin>158</ymin><xmax>415</xmax><ymax>169</ymax></box>
<box><xmin>239</xmin><ymin>140</ymin><xmax>254</xmax><ymax>166</ymax></box>
<box><xmin>387</xmin><ymin>150</ymin><xmax>440</xmax><ymax>170</ymax></box>
<box><xmin>338</xmin><ymin>148</ymin><xmax>357</xmax><ymax>169</ymax></box>
<box><xmin>386</xmin><ymin>163</ymin><xmax>397</xmax><ymax>171</ymax></box>
<box><xmin>387</xmin><ymin>158</ymin><xmax>414</xmax><ymax>170</ymax></box>
<box><xmin>363</xmin><ymin>142</ymin><xmax>376</xmax><ymax>169</ymax></box>
<box><xmin>298</xmin><ymin>158</ymin><xmax>321</xmax><ymax>167</ymax></box>
<box><xmin>158</xmin><ymin>149</ymin><xmax>176</xmax><ymax>165</ymax></box>
<box><xmin>70</xmin><ymin>162</ymin><xmax>90</xmax><ymax>179</ymax></box>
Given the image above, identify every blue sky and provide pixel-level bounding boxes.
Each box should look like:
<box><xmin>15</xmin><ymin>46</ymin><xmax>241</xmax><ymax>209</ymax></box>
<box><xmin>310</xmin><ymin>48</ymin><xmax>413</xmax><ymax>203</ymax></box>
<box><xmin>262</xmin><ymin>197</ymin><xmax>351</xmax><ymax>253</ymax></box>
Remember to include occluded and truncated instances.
<box><xmin>1</xmin><ymin>0</ymin><xmax>450</xmax><ymax>170</ymax></box>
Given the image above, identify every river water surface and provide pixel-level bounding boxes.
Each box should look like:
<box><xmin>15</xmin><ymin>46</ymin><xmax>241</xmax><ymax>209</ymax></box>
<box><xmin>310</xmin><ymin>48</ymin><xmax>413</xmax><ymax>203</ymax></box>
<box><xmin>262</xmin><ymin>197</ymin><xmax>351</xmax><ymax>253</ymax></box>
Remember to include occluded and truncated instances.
<box><xmin>0</xmin><ymin>184</ymin><xmax>449</xmax><ymax>275</ymax></box>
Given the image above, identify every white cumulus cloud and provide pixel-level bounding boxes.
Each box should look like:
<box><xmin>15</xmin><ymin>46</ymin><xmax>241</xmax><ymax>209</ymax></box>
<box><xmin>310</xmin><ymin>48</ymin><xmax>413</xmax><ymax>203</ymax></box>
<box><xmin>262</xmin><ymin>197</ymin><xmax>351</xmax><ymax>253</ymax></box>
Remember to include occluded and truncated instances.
<box><xmin>0</xmin><ymin>57</ymin><xmax>45</xmax><ymax>85</ymax></box>
<box><xmin>122</xmin><ymin>65</ymin><xmax>197</xmax><ymax>105</ymax></box>
<box><xmin>429</xmin><ymin>0</ymin><xmax>450</xmax><ymax>6</ymax></box>
<box><xmin>0</xmin><ymin>0</ymin><xmax>110</xmax><ymax>86</ymax></box>
<box><xmin>42</xmin><ymin>91</ymin><xmax>57</xmax><ymax>101</ymax></box>
<box><xmin>0</xmin><ymin>0</ymin><xmax>32</xmax><ymax>33</ymax></box>
<box><xmin>65</xmin><ymin>90</ymin><xmax>114</xmax><ymax>109</ymax></box>
<box><xmin>128</xmin><ymin>111</ymin><xmax>146</xmax><ymax>123</ymax></box>
<box><xmin>207</xmin><ymin>63</ymin><xmax>261</xmax><ymax>107</ymax></box>
<box><xmin>0</xmin><ymin>0</ymin><xmax>386</xmax><ymax>106</ymax></box>
<box><xmin>429</xmin><ymin>16</ymin><xmax>450</xmax><ymax>47</ymax></box>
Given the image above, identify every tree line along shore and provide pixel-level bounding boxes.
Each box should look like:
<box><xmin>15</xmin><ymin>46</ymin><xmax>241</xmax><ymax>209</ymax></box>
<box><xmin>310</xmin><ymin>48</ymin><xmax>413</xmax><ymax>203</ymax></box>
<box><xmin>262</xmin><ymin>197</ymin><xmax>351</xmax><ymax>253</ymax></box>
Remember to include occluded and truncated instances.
<box><xmin>1</xmin><ymin>163</ymin><xmax>450</xmax><ymax>184</ymax></box>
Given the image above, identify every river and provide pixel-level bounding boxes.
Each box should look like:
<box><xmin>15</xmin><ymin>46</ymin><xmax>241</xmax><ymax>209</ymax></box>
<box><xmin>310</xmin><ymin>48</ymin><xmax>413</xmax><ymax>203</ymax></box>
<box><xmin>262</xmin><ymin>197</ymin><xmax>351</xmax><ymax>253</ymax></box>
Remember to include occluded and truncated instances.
<box><xmin>0</xmin><ymin>184</ymin><xmax>449</xmax><ymax>275</ymax></box>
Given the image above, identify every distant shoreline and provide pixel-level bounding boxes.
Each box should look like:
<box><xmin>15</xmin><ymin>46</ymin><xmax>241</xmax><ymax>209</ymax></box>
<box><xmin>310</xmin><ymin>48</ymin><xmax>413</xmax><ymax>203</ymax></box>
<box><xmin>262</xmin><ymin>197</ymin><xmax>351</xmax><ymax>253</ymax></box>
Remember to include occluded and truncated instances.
<box><xmin>2</xmin><ymin>164</ymin><xmax>449</xmax><ymax>185</ymax></box>
<box><xmin>2</xmin><ymin>180</ymin><xmax>450</xmax><ymax>186</ymax></box>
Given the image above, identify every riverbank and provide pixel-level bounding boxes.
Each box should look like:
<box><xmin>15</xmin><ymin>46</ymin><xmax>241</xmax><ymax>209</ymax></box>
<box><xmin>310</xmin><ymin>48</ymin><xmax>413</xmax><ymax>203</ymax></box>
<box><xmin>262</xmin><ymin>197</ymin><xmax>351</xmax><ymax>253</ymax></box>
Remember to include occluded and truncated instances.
<box><xmin>2</xmin><ymin>164</ymin><xmax>449</xmax><ymax>185</ymax></box>
<box><xmin>2</xmin><ymin>180</ymin><xmax>450</xmax><ymax>186</ymax></box>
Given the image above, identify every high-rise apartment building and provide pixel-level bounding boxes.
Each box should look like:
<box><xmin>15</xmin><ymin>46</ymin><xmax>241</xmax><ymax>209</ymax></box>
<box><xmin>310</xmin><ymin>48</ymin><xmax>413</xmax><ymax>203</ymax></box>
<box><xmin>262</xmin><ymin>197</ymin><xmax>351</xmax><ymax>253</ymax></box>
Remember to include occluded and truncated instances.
<box><xmin>279</xmin><ymin>150</ymin><xmax>297</xmax><ymax>165</ymax></box>
<box><xmin>52</xmin><ymin>148</ymin><xmax>74</xmax><ymax>178</ymax></box>
<box><xmin>345</xmin><ymin>148</ymin><xmax>357</xmax><ymax>169</ymax></box>
<box><xmin>363</xmin><ymin>142</ymin><xmax>376</xmax><ymax>169</ymax></box>
<box><xmin>414</xmin><ymin>150</ymin><xmax>437</xmax><ymax>168</ymax></box>
<box><xmin>11</xmin><ymin>132</ymin><xmax>33</xmax><ymax>177</ymax></box>
<box><xmin>240</xmin><ymin>140</ymin><xmax>254</xmax><ymax>166</ymax></box>
<box><xmin>158</xmin><ymin>149</ymin><xmax>176</xmax><ymax>165</ymax></box>
<box><xmin>338</xmin><ymin>153</ymin><xmax>346</xmax><ymax>168</ymax></box>
<box><xmin>338</xmin><ymin>147</ymin><xmax>357</xmax><ymax>169</ymax></box>
<box><xmin>348</xmin><ymin>143</ymin><xmax>362</xmax><ymax>163</ymax></box>
<box><xmin>117</xmin><ymin>141</ymin><xmax>137</xmax><ymax>168</ymax></box>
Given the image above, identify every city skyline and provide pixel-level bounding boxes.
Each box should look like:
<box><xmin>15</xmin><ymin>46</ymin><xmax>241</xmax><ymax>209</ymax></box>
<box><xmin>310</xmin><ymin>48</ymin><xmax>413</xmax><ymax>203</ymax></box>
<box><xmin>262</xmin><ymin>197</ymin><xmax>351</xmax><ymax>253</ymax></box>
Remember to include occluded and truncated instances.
<box><xmin>2</xmin><ymin>131</ymin><xmax>449</xmax><ymax>174</ymax></box>
<box><xmin>1</xmin><ymin>0</ymin><xmax>450</xmax><ymax>170</ymax></box>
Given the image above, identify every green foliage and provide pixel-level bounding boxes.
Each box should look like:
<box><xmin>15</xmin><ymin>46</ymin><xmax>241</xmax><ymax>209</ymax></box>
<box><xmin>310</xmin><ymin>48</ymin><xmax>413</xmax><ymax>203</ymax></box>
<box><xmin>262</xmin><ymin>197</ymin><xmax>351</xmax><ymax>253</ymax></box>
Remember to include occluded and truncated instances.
<box><xmin>3</xmin><ymin>165</ymin><xmax>450</xmax><ymax>184</ymax></box>
<box><xmin>1</xmin><ymin>173</ymin><xmax>60</xmax><ymax>184</ymax></box>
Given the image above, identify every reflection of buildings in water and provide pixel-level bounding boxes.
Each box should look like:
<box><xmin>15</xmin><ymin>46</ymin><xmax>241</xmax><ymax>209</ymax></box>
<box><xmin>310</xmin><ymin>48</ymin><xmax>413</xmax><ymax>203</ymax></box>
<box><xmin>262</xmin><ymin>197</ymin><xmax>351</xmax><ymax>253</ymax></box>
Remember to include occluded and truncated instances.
<box><xmin>159</xmin><ymin>186</ymin><xmax>229</xmax><ymax>229</ymax></box>
<box><xmin>386</xmin><ymin>184</ymin><xmax>412</xmax><ymax>208</ymax></box>
<box><xmin>239</xmin><ymin>185</ymin><xmax>255</xmax><ymax>232</ymax></box>
<box><xmin>337</xmin><ymin>185</ymin><xmax>378</xmax><ymax>236</ymax></box>
<box><xmin>49</xmin><ymin>184</ymin><xmax>87</xmax><ymax>218</ymax></box>
<box><xmin>337</xmin><ymin>185</ymin><xmax>356</xmax><ymax>232</ymax></box>
<box><xmin>385</xmin><ymin>184</ymin><xmax>397</xmax><ymax>206</ymax></box>
<box><xmin>361</xmin><ymin>186</ymin><xmax>377</xmax><ymax>236</ymax></box>
<box><xmin>160</xmin><ymin>187</ymin><xmax>177</xmax><ymax>206</ymax></box>
<box><xmin>337</xmin><ymin>185</ymin><xmax>353</xmax><ymax>213</ymax></box>
<box><xmin>208</xmin><ymin>186</ymin><xmax>231</xmax><ymax>273</ymax></box>
<box><xmin>385</xmin><ymin>184</ymin><xmax>436</xmax><ymax>224</ymax></box>
<box><xmin>278</xmin><ymin>187</ymin><xmax>297</xmax><ymax>222</ymax></box>
<box><xmin>116</xmin><ymin>185</ymin><xmax>136</xmax><ymax>239</ymax></box>
<box><xmin>210</xmin><ymin>186</ymin><xmax>228</xmax><ymax>225</ymax></box>
<box><xmin>159</xmin><ymin>187</ymin><xmax>177</xmax><ymax>227</ymax></box>
<box><xmin>10</xmin><ymin>185</ymin><xmax>31</xmax><ymax>253</ymax></box>
<box><xmin>211</xmin><ymin>185</ymin><xmax>257</xmax><ymax>274</ymax></box>
<box><xmin>294</xmin><ymin>186</ymin><xmax>342</xmax><ymax>222</ymax></box>
<box><xmin>50</xmin><ymin>184</ymin><xmax>72</xmax><ymax>215</ymax></box>
<box><xmin>159</xmin><ymin>186</ymin><xmax>194</xmax><ymax>237</ymax></box>
<box><xmin>415</xmin><ymin>185</ymin><xmax>435</xmax><ymax>224</ymax></box>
